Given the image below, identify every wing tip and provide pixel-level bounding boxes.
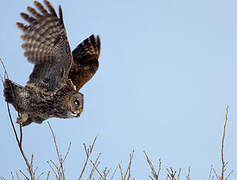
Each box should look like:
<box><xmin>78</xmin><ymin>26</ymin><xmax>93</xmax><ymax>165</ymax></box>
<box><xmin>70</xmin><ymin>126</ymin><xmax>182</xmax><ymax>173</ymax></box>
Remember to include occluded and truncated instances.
<box><xmin>43</xmin><ymin>0</ymin><xmax>57</xmax><ymax>16</ymax></box>
<box><xmin>89</xmin><ymin>34</ymin><xmax>100</xmax><ymax>46</ymax></box>
<box><xmin>59</xmin><ymin>5</ymin><xmax>63</xmax><ymax>24</ymax></box>
<box><xmin>96</xmin><ymin>35</ymin><xmax>101</xmax><ymax>51</ymax></box>
<box><xmin>33</xmin><ymin>0</ymin><xmax>40</xmax><ymax>6</ymax></box>
<box><xmin>91</xmin><ymin>34</ymin><xmax>101</xmax><ymax>56</ymax></box>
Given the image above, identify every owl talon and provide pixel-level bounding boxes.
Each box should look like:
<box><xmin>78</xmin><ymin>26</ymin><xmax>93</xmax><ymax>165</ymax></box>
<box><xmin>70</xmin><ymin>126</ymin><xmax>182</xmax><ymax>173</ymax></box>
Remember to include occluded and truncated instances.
<box><xmin>17</xmin><ymin>113</ymin><xmax>28</xmax><ymax>125</ymax></box>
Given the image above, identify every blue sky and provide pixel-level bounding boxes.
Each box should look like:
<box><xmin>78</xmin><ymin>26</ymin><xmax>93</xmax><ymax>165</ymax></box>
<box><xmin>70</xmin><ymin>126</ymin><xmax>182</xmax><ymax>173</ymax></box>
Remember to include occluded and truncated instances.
<box><xmin>0</xmin><ymin>0</ymin><xmax>236</xmax><ymax>179</ymax></box>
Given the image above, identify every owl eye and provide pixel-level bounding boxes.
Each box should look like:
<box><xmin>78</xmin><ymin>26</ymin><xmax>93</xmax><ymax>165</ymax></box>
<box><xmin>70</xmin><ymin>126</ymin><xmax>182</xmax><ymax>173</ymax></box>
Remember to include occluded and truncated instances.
<box><xmin>74</xmin><ymin>100</ymin><xmax>80</xmax><ymax>106</ymax></box>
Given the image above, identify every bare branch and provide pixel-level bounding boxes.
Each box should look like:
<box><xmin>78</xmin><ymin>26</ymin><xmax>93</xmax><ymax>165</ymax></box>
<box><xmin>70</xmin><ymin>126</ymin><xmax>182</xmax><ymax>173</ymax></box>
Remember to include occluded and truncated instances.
<box><xmin>47</xmin><ymin>161</ymin><xmax>59</xmax><ymax>180</ymax></box>
<box><xmin>144</xmin><ymin>151</ymin><xmax>159</xmax><ymax>180</ymax></box>
<box><xmin>78</xmin><ymin>136</ymin><xmax>97</xmax><ymax>180</ymax></box>
<box><xmin>46</xmin><ymin>171</ymin><xmax>50</xmax><ymax>180</ymax></box>
<box><xmin>0</xmin><ymin>58</ymin><xmax>9</xmax><ymax>79</ymax></box>
<box><xmin>212</xmin><ymin>167</ymin><xmax>220</xmax><ymax>180</ymax></box>
<box><xmin>10</xmin><ymin>172</ymin><xmax>15</xmax><ymax>180</ymax></box>
<box><xmin>221</xmin><ymin>105</ymin><xmax>228</xmax><ymax>180</ymax></box>
<box><xmin>62</xmin><ymin>142</ymin><xmax>72</xmax><ymax>164</ymax></box>
<box><xmin>110</xmin><ymin>164</ymin><xmax>119</xmax><ymax>180</ymax></box>
<box><xmin>47</xmin><ymin>122</ymin><xmax>68</xmax><ymax>180</ymax></box>
<box><xmin>208</xmin><ymin>166</ymin><xmax>213</xmax><ymax>180</ymax></box>
<box><xmin>225</xmin><ymin>170</ymin><xmax>233</xmax><ymax>180</ymax></box>
<box><xmin>19</xmin><ymin>170</ymin><xmax>29</xmax><ymax>180</ymax></box>
<box><xmin>118</xmin><ymin>163</ymin><xmax>123</xmax><ymax>180</ymax></box>
<box><xmin>90</xmin><ymin>159</ymin><xmax>105</xmax><ymax>180</ymax></box>
<box><xmin>166</xmin><ymin>167</ymin><xmax>177</xmax><ymax>180</ymax></box>
<box><xmin>177</xmin><ymin>168</ymin><xmax>181</xmax><ymax>180</ymax></box>
<box><xmin>124</xmin><ymin>150</ymin><xmax>135</xmax><ymax>180</ymax></box>
<box><xmin>185</xmin><ymin>167</ymin><xmax>190</xmax><ymax>180</ymax></box>
<box><xmin>15</xmin><ymin>172</ymin><xmax>20</xmax><ymax>180</ymax></box>
<box><xmin>157</xmin><ymin>159</ymin><xmax>162</xmax><ymax>179</ymax></box>
<box><xmin>102</xmin><ymin>168</ymin><xmax>110</xmax><ymax>179</ymax></box>
<box><xmin>36</xmin><ymin>172</ymin><xmax>44</xmax><ymax>180</ymax></box>
<box><xmin>50</xmin><ymin>160</ymin><xmax>62</xmax><ymax>179</ymax></box>
<box><xmin>89</xmin><ymin>153</ymin><xmax>101</xmax><ymax>179</ymax></box>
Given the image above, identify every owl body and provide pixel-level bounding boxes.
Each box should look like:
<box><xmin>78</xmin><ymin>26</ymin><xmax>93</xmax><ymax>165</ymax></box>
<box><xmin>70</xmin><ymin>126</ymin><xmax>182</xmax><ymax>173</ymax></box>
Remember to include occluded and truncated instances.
<box><xmin>4</xmin><ymin>79</ymin><xmax>83</xmax><ymax>126</ymax></box>
<box><xmin>3</xmin><ymin>0</ymin><xmax>100</xmax><ymax>126</ymax></box>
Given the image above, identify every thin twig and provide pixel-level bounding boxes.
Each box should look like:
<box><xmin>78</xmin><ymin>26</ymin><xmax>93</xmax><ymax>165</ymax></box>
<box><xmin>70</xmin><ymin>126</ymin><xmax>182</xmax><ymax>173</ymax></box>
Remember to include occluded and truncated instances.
<box><xmin>90</xmin><ymin>159</ymin><xmax>105</xmax><ymax>180</ymax></box>
<box><xmin>124</xmin><ymin>150</ymin><xmax>135</xmax><ymax>180</ymax></box>
<box><xmin>19</xmin><ymin>170</ymin><xmax>29</xmax><ymax>180</ymax></box>
<box><xmin>221</xmin><ymin>105</ymin><xmax>229</xmax><ymax>180</ymax></box>
<box><xmin>62</xmin><ymin>142</ymin><xmax>72</xmax><ymax>163</ymax></box>
<box><xmin>47</xmin><ymin>122</ymin><xmax>64</xmax><ymax>177</ymax></box>
<box><xmin>225</xmin><ymin>170</ymin><xmax>233</xmax><ymax>180</ymax></box>
<box><xmin>47</xmin><ymin>161</ymin><xmax>58</xmax><ymax>180</ymax></box>
<box><xmin>19</xmin><ymin>125</ymin><xmax>23</xmax><ymax>148</ymax></box>
<box><xmin>47</xmin><ymin>122</ymin><xmax>68</xmax><ymax>180</ymax></box>
<box><xmin>15</xmin><ymin>172</ymin><xmax>20</xmax><ymax>180</ymax></box>
<box><xmin>157</xmin><ymin>159</ymin><xmax>162</xmax><ymax>179</ymax></box>
<box><xmin>177</xmin><ymin>168</ymin><xmax>181</xmax><ymax>180</ymax></box>
<box><xmin>0</xmin><ymin>58</ymin><xmax>9</xmax><ymax>79</ymax></box>
<box><xmin>30</xmin><ymin>155</ymin><xmax>34</xmax><ymax>173</ymax></box>
<box><xmin>208</xmin><ymin>166</ymin><xmax>213</xmax><ymax>180</ymax></box>
<box><xmin>89</xmin><ymin>153</ymin><xmax>101</xmax><ymax>179</ymax></box>
<box><xmin>78</xmin><ymin>136</ymin><xmax>98</xmax><ymax>180</ymax></box>
<box><xmin>110</xmin><ymin>164</ymin><xmax>119</xmax><ymax>180</ymax></box>
<box><xmin>33</xmin><ymin>167</ymin><xmax>39</xmax><ymax>178</ymax></box>
<box><xmin>7</xmin><ymin>96</ymin><xmax>32</xmax><ymax>172</ymax></box>
<box><xmin>118</xmin><ymin>163</ymin><xmax>123</xmax><ymax>180</ymax></box>
<box><xmin>36</xmin><ymin>172</ymin><xmax>44</xmax><ymax>180</ymax></box>
<box><xmin>166</xmin><ymin>168</ymin><xmax>176</xmax><ymax>180</ymax></box>
<box><xmin>211</xmin><ymin>106</ymin><xmax>233</xmax><ymax>180</ymax></box>
<box><xmin>50</xmin><ymin>160</ymin><xmax>62</xmax><ymax>179</ymax></box>
<box><xmin>186</xmin><ymin>167</ymin><xmax>190</xmax><ymax>180</ymax></box>
<box><xmin>103</xmin><ymin>168</ymin><xmax>110</xmax><ymax>179</ymax></box>
<box><xmin>212</xmin><ymin>166</ymin><xmax>220</xmax><ymax>180</ymax></box>
<box><xmin>144</xmin><ymin>151</ymin><xmax>158</xmax><ymax>180</ymax></box>
<box><xmin>46</xmin><ymin>171</ymin><xmax>50</xmax><ymax>180</ymax></box>
<box><xmin>11</xmin><ymin>172</ymin><xmax>15</xmax><ymax>180</ymax></box>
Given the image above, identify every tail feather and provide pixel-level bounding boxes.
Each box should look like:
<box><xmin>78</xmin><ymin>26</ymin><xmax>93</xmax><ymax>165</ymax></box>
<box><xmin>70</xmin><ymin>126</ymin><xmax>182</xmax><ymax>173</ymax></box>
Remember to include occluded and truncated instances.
<box><xmin>4</xmin><ymin>79</ymin><xmax>21</xmax><ymax>104</ymax></box>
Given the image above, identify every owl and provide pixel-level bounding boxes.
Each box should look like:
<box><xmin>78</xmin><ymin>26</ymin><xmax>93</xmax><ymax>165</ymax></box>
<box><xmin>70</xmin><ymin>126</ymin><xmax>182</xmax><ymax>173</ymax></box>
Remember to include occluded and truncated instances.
<box><xmin>3</xmin><ymin>0</ymin><xmax>101</xmax><ymax>126</ymax></box>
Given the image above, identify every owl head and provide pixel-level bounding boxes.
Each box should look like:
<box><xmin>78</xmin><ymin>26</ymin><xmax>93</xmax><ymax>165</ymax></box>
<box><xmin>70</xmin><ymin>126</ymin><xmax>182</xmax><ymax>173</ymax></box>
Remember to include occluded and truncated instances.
<box><xmin>68</xmin><ymin>92</ymin><xmax>84</xmax><ymax>117</ymax></box>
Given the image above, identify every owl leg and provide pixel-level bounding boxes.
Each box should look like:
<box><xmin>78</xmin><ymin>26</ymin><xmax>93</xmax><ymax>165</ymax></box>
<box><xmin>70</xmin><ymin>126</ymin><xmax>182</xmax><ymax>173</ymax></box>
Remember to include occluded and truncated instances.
<box><xmin>17</xmin><ymin>113</ymin><xmax>30</xmax><ymax>126</ymax></box>
<box><xmin>16</xmin><ymin>114</ymin><xmax>44</xmax><ymax>126</ymax></box>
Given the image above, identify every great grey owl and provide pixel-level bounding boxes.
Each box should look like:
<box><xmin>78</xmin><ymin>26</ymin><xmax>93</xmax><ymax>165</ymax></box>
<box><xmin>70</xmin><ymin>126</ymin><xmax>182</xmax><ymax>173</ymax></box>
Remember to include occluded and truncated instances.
<box><xmin>3</xmin><ymin>0</ymin><xmax>101</xmax><ymax>126</ymax></box>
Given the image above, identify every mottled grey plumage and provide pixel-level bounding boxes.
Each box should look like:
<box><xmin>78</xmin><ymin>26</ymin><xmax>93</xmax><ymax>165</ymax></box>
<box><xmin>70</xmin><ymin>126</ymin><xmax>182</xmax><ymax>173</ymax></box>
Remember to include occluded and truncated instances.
<box><xmin>4</xmin><ymin>79</ymin><xmax>83</xmax><ymax>126</ymax></box>
<box><xmin>3</xmin><ymin>0</ymin><xmax>100</xmax><ymax>126</ymax></box>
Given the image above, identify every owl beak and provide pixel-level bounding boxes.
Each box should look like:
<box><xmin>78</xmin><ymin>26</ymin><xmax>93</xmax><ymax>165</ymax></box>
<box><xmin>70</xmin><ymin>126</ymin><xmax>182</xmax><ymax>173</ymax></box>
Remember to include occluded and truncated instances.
<box><xmin>79</xmin><ymin>107</ymin><xmax>83</xmax><ymax>113</ymax></box>
<box><xmin>74</xmin><ymin>107</ymin><xmax>83</xmax><ymax>117</ymax></box>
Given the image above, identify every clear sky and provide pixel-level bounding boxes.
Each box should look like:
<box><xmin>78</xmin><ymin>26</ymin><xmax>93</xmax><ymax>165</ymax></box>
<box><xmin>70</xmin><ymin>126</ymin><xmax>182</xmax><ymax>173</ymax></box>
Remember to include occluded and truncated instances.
<box><xmin>0</xmin><ymin>0</ymin><xmax>236</xmax><ymax>179</ymax></box>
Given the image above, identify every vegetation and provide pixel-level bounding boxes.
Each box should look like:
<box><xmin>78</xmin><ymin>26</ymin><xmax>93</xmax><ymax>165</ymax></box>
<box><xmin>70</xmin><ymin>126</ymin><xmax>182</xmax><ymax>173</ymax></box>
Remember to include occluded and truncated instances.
<box><xmin>0</xmin><ymin>59</ymin><xmax>234</xmax><ymax>179</ymax></box>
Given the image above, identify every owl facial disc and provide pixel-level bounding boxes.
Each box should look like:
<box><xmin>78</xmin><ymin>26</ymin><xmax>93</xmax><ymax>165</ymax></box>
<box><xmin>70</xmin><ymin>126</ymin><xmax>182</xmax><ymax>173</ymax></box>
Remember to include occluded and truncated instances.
<box><xmin>70</xmin><ymin>92</ymin><xmax>84</xmax><ymax>117</ymax></box>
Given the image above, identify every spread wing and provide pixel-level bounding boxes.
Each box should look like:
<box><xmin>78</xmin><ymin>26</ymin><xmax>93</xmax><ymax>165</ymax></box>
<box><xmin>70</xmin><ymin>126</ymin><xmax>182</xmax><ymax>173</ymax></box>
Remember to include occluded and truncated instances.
<box><xmin>69</xmin><ymin>35</ymin><xmax>100</xmax><ymax>90</ymax></box>
<box><xmin>17</xmin><ymin>0</ymin><xmax>72</xmax><ymax>91</ymax></box>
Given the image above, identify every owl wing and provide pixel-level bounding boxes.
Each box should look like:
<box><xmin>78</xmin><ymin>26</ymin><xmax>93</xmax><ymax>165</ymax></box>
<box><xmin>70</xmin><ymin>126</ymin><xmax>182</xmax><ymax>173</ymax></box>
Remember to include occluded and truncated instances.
<box><xmin>69</xmin><ymin>35</ymin><xmax>100</xmax><ymax>90</ymax></box>
<box><xmin>17</xmin><ymin>0</ymin><xmax>72</xmax><ymax>91</ymax></box>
